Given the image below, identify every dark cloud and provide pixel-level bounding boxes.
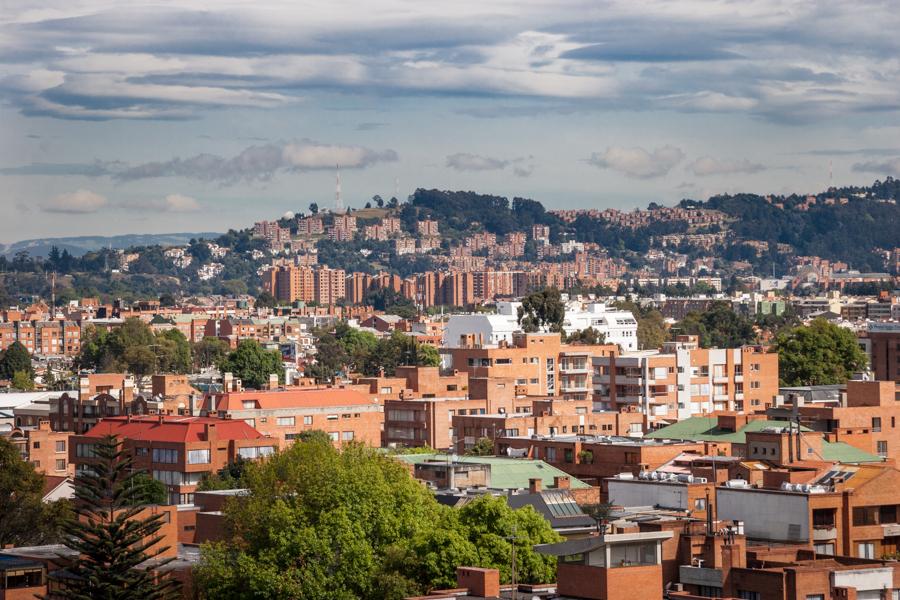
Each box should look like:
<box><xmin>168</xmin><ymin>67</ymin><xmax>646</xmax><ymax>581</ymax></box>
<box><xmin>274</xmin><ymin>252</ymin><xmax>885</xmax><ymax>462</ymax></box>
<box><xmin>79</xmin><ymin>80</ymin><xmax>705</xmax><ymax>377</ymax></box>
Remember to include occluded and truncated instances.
<box><xmin>852</xmin><ymin>158</ymin><xmax>900</xmax><ymax>175</ymax></box>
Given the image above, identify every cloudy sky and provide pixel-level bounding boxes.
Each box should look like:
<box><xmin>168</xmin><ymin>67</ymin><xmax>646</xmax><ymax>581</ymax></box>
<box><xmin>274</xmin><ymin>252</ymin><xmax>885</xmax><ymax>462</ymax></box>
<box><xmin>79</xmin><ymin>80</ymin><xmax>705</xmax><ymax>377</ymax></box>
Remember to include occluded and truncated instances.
<box><xmin>3</xmin><ymin>0</ymin><xmax>900</xmax><ymax>242</ymax></box>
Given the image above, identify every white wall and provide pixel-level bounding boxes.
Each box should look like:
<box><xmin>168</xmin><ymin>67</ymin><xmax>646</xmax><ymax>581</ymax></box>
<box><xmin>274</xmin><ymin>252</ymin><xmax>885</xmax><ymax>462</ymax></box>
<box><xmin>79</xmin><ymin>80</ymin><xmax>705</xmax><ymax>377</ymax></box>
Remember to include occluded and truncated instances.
<box><xmin>717</xmin><ymin>489</ymin><xmax>809</xmax><ymax>542</ymax></box>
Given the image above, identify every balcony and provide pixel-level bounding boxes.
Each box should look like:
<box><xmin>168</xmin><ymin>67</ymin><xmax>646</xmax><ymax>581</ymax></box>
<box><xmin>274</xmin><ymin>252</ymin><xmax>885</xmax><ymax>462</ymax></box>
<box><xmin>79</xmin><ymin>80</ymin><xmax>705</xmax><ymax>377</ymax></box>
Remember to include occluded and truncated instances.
<box><xmin>679</xmin><ymin>565</ymin><xmax>723</xmax><ymax>587</ymax></box>
<box><xmin>560</xmin><ymin>364</ymin><xmax>590</xmax><ymax>374</ymax></box>
<box><xmin>617</xmin><ymin>395</ymin><xmax>642</xmax><ymax>404</ymax></box>
<box><xmin>617</xmin><ymin>376</ymin><xmax>643</xmax><ymax>385</ymax></box>
<box><xmin>561</xmin><ymin>384</ymin><xmax>590</xmax><ymax>393</ymax></box>
<box><xmin>812</xmin><ymin>527</ymin><xmax>837</xmax><ymax>541</ymax></box>
<box><xmin>713</xmin><ymin>376</ymin><xmax>729</xmax><ymax>384</ymax></box>
<box><xmin>734</xmin><ymin>375</ymin><xmax>744</xmax><ymax>382</ymax></box>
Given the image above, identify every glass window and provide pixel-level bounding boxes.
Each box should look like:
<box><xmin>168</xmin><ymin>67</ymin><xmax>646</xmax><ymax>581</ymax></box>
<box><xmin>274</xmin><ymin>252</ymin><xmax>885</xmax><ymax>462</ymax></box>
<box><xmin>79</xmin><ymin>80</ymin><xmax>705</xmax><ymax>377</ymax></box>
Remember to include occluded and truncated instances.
<box><xmin>152</xmin><ymin>448</ymin><xmax>179</xmax><ymax>464</ymax></box>
<box><xmin>276</xmin><ymin>416</ymin><xmax>295</xmax><ymax>426</ymax></box>
<box><xmin>187</xmin><ymin>449</ymin><xmax>210</xmax><ymax>464</ymax></box>
<box><xmin>55</xmin><ymin>440</ymin><xmax>66</xmax><ymax>452</ymax></box>
<box><xmin>858</xmin><ymin>543</ymin><xmax>875</xmax><ymax>559</ymax></box>
<box><xmin>341</xmin><ymin>431</ymin><xmax>354</xmax><ymax>441</ymax></box>
<box><xmin>56</xmin><ymin>459</ymin><xmax>66</xmax><ymax>471</ymax></box>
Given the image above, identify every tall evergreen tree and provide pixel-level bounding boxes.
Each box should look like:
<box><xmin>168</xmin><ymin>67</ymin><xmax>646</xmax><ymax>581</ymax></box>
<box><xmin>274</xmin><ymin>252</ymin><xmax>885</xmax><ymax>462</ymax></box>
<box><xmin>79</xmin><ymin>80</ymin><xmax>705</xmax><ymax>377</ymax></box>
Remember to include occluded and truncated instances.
<box><xmin>44</xmin><ymin>435</ymin><xmax>180</xmax><ymax>600</ymax></box>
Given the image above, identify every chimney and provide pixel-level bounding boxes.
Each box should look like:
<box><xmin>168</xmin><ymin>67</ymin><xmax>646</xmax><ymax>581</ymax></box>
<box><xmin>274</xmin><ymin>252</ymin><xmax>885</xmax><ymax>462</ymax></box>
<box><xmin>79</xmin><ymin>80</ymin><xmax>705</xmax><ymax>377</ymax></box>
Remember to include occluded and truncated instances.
<box><xmin>529</xmin><ymin>477</ymin><xmax>542</xmax><ymax>493</ymax></box>
<box><xmin>554</xmin><ymin>475</ymin><xmax>570</xmax><ymax>489</ymax></box>
<box><xmin>224</xmin><ymin>372</ymin><xmax>234</xmax><ymax>392</ymax></box>
<box><xmin>268</xmin><ymin>373</ymin><xmax>278</xmax><ymax>390</ymax></box>
<box><xmin>205</xmin><ymin>422</ymin><xmax>218</xmax><ymax>444</ymax></box>
<box><xmin>456</xmin><ymin>567</ymin><xmax>500</xmax><ymax>598</ymax></box>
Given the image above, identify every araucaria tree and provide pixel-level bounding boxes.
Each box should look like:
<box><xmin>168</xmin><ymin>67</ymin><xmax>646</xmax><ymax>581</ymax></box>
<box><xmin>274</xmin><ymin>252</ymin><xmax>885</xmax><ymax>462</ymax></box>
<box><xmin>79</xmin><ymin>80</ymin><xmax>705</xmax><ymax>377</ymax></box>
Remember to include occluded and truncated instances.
<box><xmin>43</xmin><ymin>434</ymin><xmax>180</xmax><ymax>600</ymax></box>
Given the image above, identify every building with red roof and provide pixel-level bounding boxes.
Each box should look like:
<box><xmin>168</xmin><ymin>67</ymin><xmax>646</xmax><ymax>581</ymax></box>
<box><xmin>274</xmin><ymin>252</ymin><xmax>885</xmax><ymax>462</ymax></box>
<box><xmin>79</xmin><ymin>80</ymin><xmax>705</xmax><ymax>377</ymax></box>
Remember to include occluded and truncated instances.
<box><xmin>70</xmin><ymin>415</ymin><xmax>277</xmax><ymax>505</ymax></box>
<box><xmin>200</xmin><ymin>385</ymin><xmax>383</xmax><ymax>447</ymax></box>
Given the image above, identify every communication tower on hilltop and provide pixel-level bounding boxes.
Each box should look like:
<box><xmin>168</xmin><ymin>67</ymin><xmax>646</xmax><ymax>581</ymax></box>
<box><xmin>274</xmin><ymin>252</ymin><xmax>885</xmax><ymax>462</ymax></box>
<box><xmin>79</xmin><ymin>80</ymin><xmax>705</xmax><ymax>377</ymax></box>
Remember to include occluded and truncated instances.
<box><xmin>335</xmin><ymin>165</ymin><xmax>343</xmax><ymax>212</ymax></box>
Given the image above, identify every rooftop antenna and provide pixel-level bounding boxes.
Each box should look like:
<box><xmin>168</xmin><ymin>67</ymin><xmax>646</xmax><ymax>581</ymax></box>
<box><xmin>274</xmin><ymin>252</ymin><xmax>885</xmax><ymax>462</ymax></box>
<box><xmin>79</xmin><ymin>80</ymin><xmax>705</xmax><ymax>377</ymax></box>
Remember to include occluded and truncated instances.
<box><xmin>335</xmin><ymin>164</ymin><xmax>343</xmax><ymax>213</ymax></box>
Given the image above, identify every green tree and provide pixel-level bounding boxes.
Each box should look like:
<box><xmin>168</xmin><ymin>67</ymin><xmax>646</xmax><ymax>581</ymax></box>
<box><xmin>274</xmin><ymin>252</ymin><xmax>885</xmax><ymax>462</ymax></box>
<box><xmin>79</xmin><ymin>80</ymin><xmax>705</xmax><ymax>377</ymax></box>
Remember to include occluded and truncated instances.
<box><xmin>195</xmin><ymin>435</ymin><xmax>560</xmax><ymax>599</ymax></box>
<box><xmin>309</xmin><ymin>202</ymin><xmax>319</xmax><ymax>215</ymax></box>
<box><xmin>565</xmin><ymin>327</ymin><xmax>605</xmax><ymax>345</ymax></box>
<box><xmin>362</xmin><ymin>331</ymin><xmax>440</xmax><ymax>377</ymax></box>
<box><xmin>677</xmin><ymin>301</ymin><xmax>757</xmax><ymax>348</ymax></box>
<box><xmin>775</xmin><ymin>319</ymin><xmax>869</xmax><ymax>386</ymax></box>
<box><xmin>193</xmin><ymin>337</ymin><xmax>230</xmax><ymax>370</ymax></box>
<box><xmin>613</xmin><ymin>301</ymin><xmax>668</xmax><ymax>350</ymax></box>
<box><xmin>466</xmin><ymin>437</ymin><xmax>494</xmax><ymax>456</ymax></box>
<box><xmin>255</xmin><ymin>291</ymin><xmax>277</xmax><ymax>309</ymax></box>
<box><xmin>155</xmin><ymin>328</ymin><xmax>192</xmax><ymax>374</ymax></box>
<box><xmin>197</xmin><ymin>457</ymin><xmax>250</xmax><ymax>491</ymax></box>
<box><xmin>219</xmin><ymin>339</ymin><xmax>284</xmax><ymax>389</ymax></box>
<box><xmin>11</xmin><ymin>370</ymin><xmax>34</xmax><ymax>390</ymax></box>
<box><xmin>130</xmin><ymin>472</ymin><xmax>168</xmax><ymax>505</ymax></box>
<box><xmin>0</xmin><ymin>437</ymin><xmax>69</xmax><ymax>547</ymax></box>
<box><xmin>123</xmin><ymin>345</ymin><xmax>158</xmax><ymax>385</ymax></box>
<box><xmin>0</xmin><ymin>341</ymin><xmax>33</xmax><ymax>379</ymax></box>
<box><xmin>517</xmin><ymin>287</ymin><xmax>565</xmax><ymax>333</ymax></box>
<box><xmin>308</xmin><ymin>331</ymin><xmax>349</xmax><ymax>382</ymax></box>
<box><xmin>44</xmin><ymin>434</ymin><xmax>180</xmax><ymax>600</ymax></box>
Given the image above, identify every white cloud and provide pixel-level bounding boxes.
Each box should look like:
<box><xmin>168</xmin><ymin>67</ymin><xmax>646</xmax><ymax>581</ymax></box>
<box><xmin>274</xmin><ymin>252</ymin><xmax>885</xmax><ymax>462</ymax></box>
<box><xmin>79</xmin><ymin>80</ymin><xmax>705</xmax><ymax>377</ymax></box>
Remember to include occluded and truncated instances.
<box><xmin>446</xmin><ymin>153</ymin><xmax>509</xmax><ymax>171</ymax></box>
<box><xmin>851</xmin><ymin>157</ymin><xmax>900</xmax><ymax>175</ymax></box>
<box><xmin>587</xmin><ymin>145</ymin><xmax>685</xmax><ymax>179</ymax></box>
<box><xmin>688</xmin><ymin>157</ymin><xmax>765</xmax><ymax>176</ymax></box>
<box><xmin>162</xmin><ymin>193</ymin><xmax>200</xmax><ymax>212</ymax></box>
<box><xmin>41</xmin><ymin>189</ymin><xmax>107</xmax><ymax>213</ymax></box>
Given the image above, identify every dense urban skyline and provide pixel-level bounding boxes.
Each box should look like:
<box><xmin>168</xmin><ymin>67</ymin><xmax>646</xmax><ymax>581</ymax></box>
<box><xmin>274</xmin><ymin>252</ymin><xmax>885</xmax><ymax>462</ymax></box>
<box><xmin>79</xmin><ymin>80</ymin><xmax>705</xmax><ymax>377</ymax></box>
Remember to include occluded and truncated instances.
<box><xmin>5</xmin><ymin>0</ymin><xmax>900</xmax><ymax>242</ymax></box>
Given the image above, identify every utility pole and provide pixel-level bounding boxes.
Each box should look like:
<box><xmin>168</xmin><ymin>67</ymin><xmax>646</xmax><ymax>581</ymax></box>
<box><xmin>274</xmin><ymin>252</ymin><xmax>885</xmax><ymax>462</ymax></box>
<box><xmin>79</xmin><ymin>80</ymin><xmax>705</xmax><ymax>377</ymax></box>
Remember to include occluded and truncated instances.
<box><xmin>507</xmin><ymin>524</ymin><xmax>519</xmax><ymax>600</ymax></box>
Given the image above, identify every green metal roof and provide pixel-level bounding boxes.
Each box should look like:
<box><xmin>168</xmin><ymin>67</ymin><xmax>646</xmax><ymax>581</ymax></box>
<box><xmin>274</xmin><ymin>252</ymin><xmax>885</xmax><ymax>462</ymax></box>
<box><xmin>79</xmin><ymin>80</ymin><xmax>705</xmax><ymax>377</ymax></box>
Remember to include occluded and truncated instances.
<box><xmin>392</xmin><ymin>453</ymin><xmax>590</xmax><ymax>490</ymax></box>
<box><xmin>820</xmin><ymin>442</ymin><xmax>883</xmax><ymax>463</ymax></box>
<box><xmin>644</xmin><ymin>417</ymin><xmax>809</xmax><ymax>444</ymax></box>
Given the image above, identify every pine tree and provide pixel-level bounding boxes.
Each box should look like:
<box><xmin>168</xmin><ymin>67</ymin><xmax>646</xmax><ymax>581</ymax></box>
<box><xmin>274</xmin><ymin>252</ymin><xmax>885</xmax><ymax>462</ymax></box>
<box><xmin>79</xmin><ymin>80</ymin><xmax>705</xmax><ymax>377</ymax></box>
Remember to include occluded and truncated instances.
<box><xmin>43</xmin><ymin>435</ymin><xmax>181</xmax><ymax>600</ymax></box>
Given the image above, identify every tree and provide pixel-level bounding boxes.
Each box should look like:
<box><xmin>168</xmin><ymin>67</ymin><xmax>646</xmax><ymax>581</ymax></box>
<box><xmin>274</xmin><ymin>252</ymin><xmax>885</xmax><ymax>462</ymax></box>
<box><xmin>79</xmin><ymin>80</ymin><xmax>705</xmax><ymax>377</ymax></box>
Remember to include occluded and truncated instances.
<box><xmin>517</xmin><ymin>287</ymin><xmax>565</xmax><ymax>333</ymax></box>
<box><xmin>677</xmin><ymin>302</ymin><xmax>757</xmax><ymax>348</ymax></box>
<box><xmin>466</xmin><ymin>437</ymin><xmax>494</xmax><ymax>456</ymax></box>
<box><xmin>373</xmin><ymin>195</ymin><xmax>384</xmax><ymax>208</ymax></box>
<box><xmin>130</xmin><ymin>472</ymin><xmax>168</xmax><ymax>505</ymax></box>
<box><xmin>158</xmin><ymin>293</ymin><xmax>176</xmax><ymax>307</ymax></box>
<box><xmin>309</xmin><ymin>202</ymin><xmax>319</xmax><ymax>215</ymax></box>
<box><xmin>44</xmin><ymin>434</ymin><xmax>180</xmax><ymax>600</ymax></box>
<box><xmin>0</xmin><ymin>437</ymin><xmax>69</xmax><ymax>548</ymax></box>
<box><xmin>123</xmin><ymin>345</ymin><xmax>158</xmax><ymax>385</ymax></box>
<box><xmin>255</xmin><ymin>291</ymin><xmax>277</xmax><ymax>309</ymax></box>
<box><xmin>218</xmin><ymin>339</ymin><xmax>284</xmax><ymax>389</ymax></box>
<box><xmin>195</xmin><ymin>435</ymin><xmax>560</xmax><ymax>599</ymax></box>
<box><xmin>565</xmin><ymin>327</ymin><xmax>605</xmax><ymax>345</ymax></box>
<box><xmin>307</xmin><ymin>331</ymin><xmax>349</xmax><ymax>382</ymax></box>
<box><xmin>12</xmin><ymin>370</ymin><xmax>35</xmax><ymax>390</ymax></box>
<box><xmin>0</xmin><ymin>341</ymin><xmax>33</xmax><ymax>379</ymax></box>
<box><xmin>197</xmin><ymin>457</ymin><xmax>250</xmax><ymax>491</ymax></box>
<box><xmin>155</xmin><ymin>328</ymin><xmax>192</xmax><ymax>374</ymax></box>
<box><xmin>194</xmin><ymin>337</ymin><xmax>230</xmax><ymax>370</ymax></box>
<box><xmin>775</xmin><ymin>319</ymin><xmax>869</xmax><ymax>386</ymax></box>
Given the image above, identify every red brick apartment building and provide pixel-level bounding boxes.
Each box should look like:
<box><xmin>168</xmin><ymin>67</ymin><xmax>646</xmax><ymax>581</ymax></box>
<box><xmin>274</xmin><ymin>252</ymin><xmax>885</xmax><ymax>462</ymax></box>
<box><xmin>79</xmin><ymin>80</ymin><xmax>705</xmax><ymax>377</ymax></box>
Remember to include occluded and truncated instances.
<box><xmin>771</xmin><ymin>380</ymin><xmax>900</xmax><ymax>463</ymax></box>
<box><xmin>867</xmin><ymin>322</ymin><xmax>900</xmax><ymax>383</ymax></box>
<box><xmin>444</xmin><ymin>332</ymin><xmax>619</xmax><ymax>400</ymax></box>
<box><xmin>593</xmin><ymin>336</ymin><xmax>778</xmax><ymax>423</ymax></box>
<box><xmin>2</xmin><ymin>420</ymin><xmax>72</xmax><ymax>477</ymax></box>
<box><xmin>451</xmin><ymin>396</ymin><xmax>645</xmax><ymax>454</ymax></box>
<box><xmin>0</xmin><ymin>319</ymin><xmax>80</xmax><ymax>356</ymax></box>
<box><xmin>51</xmin><ymin>373</ymin><xmax>136</xmax><ymax>433</ymax></box>
<box><xmin>70</xmin><ymin>415</ymin><xmax>276</xmax><ymax>505</ymax></box>
<box><xmin>200</xmin><ymin>386</ymin><xmax>383</xmax><ymax>447</ymax></box>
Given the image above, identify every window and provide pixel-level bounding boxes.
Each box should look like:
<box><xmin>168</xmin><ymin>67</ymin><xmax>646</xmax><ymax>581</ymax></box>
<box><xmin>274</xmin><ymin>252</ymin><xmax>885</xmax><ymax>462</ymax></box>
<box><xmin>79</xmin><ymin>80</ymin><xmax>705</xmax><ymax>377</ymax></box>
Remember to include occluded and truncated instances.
<box><xmin>76</xmin><ymin>443</ymin><xmax>97</xmax><ymax>458</ymax></box>
<box><xmin>738</xmin><ymin>592</ymin><xmax>760</xmax><ymax>600</ymax></box>
<box><xmin>237</xmin><ymin>446</ymin><xmax>275</xmax><ymax>460</ymax></box>
<box><xmin>32</xmin><ymin>441</ymin><xmax>40</xmax><ymax>449</ymax></box>
<box><xmin>242</xmin><ymin>400</ymin><xmax>257</xmax><ymax>409</ymax></box>
<box><xmin>877</xmin><ymin>441</ymin><xmax>888</xmax><ymax>457</ymax></box>
<box><xmin>56</xmin><ymin>459</ymin><xmax>66</xmax><ymax>471</ymax></box>
<box><xmin>187</xmin><ymin>449</ymin><xmax>210</xmax><ymax>464</ymax></box>
<box><xmin>135</xmin><ymin>446</ymin><xmax>149</xmax><ymax>456</ymax></box>
<box><xmin>55</xmin><ymin>440</ymin><xmax>66</xmax><ymax>452</ymax></box>
<box><xmin>813</xmin><ymin>543</ymin><xmax>834</xmax><ymax>556</ymax></box>
<box><xmin>806</xmin><ymin>595</ymin><xmax>825</xmax><ymax>600</ymax></box>
<box><xmin>152</xmin><ymin>448</ymin><xmax>179</xmax><ymax>464</ymax></box>
<box><xmin>694</xmin><ymin>498</ymin><xmax>707</xmax><ymax>511</ymax></box>
<box><xmin>750</xmin><ymin>381</ymin><xmax>760</xmax><ymax>389</ymax></box>
<box><xmin>379</xmin><ymin>387</ymin><xmax>393</xmax><ymax>394</ymax></box>
<box><xmin>872</xmin><ymin>417</ymin><xmax>882</xmax><ymax>432</ymax></box>
<box><xmin>341</xmin><ymin>431</ymin><xmax>354</xmax><ymax>441</ymax></box>
<box><xmin>276</xmin><ymin>416</ymin><xmax>295</xmax><ymax>427</ymax></box>
<box><xmin>303</xmin><ymin>416</ymin><xmax>313</xmax><ymax>425</ymax></box>
<box><xmin>244</xmin><ymin>418</ymin><xmax>255</xmax><ymax>427</ymax></box>
<box><xmin>857</xmin><ymin>542</ymin><xmax>875</xmax><ymax>559</ymax></box>
<box><xmin>545</xmin><ymin>447</ymin><xmax>557</xmax><ymax>462</ymax></box>
<box><xmin>327</xmin><ymin>414</ymin><xmax>338</xmax><ymax>421</ymax></box>
<box><xmin>328</xmin><ymin>432</ymin><xmax>339</xmax><ymax>442</ymax></box>
<box><xmin>698</xmin><ymin>587</ymin><xmax>722</xmax><ymax>598</ymax></box>
<box><xmin>853</xmin><ymin>507</ymin><xmax>878</xmax><ymax>526</ymax></box>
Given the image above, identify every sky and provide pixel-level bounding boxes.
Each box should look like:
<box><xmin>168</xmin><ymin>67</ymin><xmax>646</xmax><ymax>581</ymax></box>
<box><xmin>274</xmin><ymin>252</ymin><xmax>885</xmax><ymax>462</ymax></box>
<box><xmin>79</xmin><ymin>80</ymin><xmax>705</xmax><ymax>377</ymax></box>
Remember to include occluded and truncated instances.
<box><xmin>4</xmin><ymin>0</ymin><xmax>900</xmax><ymax>242</ymax></box>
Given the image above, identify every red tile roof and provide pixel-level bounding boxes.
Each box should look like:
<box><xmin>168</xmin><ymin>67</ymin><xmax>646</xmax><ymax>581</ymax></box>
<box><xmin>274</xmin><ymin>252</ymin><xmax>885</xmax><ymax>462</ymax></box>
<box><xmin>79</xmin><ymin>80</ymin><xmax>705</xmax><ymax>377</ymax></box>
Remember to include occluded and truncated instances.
<box><xmin>211</xmin><ymin>388</ymin><xmax>376</xmax><ymax>411</ymax></box>
<box><xmin>82</xmin><ymin>415</ymin><xmax>265</xmax><ymax>443</ymax></box>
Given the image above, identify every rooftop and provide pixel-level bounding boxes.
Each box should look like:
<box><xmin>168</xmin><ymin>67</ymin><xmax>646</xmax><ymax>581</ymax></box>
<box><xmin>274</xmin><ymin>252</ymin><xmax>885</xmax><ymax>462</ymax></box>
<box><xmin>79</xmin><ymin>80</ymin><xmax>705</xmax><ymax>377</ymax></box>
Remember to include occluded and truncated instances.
<box><xmin>81</xmin><ymin>415</ymin><xmax>266</xmax><ymax>443</ymax></box>
<box><xmin>393</xmin><ymin>453</ymin><xmax>591</xmax><ymax>490</ymax></box>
